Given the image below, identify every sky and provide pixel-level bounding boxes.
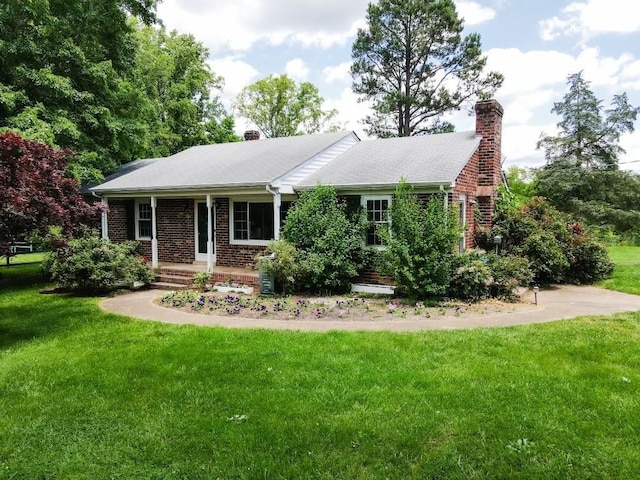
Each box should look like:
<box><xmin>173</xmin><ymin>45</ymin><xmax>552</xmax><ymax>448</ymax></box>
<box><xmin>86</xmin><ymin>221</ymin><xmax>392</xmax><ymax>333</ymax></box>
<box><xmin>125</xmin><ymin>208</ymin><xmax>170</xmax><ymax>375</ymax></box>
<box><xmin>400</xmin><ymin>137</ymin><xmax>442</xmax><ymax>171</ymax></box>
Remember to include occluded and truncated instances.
<box><xmin>156</xmin><ymin>0</ymin><xmax>640</xmax><ymax>172</ymax></box>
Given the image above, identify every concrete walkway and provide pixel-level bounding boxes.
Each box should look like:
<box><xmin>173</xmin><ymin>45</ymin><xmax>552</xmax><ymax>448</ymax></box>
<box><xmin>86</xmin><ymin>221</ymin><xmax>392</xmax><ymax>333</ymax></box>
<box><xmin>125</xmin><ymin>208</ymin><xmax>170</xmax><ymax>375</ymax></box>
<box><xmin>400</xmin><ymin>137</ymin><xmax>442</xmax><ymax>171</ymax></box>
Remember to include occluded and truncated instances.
<box><xmin>100</xmin><ymin>285</ymin><xmax>640</xmax><ymax>332</ymax></box>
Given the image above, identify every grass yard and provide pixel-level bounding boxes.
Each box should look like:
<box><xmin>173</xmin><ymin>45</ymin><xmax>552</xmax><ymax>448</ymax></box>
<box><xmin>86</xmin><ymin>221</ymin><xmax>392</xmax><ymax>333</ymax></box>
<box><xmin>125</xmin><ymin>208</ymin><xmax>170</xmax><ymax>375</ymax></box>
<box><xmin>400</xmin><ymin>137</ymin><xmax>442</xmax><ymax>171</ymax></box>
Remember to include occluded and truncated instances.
<box><xmin>1</xmin><ymin>254</ymin><xmax>640</xmax><ymax>478</ymax></box>
<box><xmin>600</xmin><ymin>246</ymin><xmax>640</xmax><ymax>295</ymax></box>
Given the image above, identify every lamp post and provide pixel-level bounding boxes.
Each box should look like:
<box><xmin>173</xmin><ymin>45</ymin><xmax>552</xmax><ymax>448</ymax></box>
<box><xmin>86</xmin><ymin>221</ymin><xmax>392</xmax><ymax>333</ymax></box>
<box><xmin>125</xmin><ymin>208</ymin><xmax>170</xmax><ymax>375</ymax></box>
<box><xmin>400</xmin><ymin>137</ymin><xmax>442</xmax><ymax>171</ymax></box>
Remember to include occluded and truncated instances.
<box><xmin>493</xmin><ymin>235</ymin><xmax>502</xmax><ymax>254</ymax></box>
<box><xmin>533</xmin><ymin>285</ymin><xmax>539</xmax><ymax>306</ymax></box>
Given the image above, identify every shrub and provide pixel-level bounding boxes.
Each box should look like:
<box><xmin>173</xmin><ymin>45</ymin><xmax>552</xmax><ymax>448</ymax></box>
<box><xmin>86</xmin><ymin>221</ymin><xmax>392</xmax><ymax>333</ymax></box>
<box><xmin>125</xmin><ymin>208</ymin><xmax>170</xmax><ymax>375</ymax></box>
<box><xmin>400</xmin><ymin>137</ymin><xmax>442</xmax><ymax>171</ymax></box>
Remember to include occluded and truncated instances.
<box><xmin>380</xmin><ymin>180</ymin><xmax>460</xmax><ymax>298</ymax></box>
<box><xmin>449</xmin><ymin>250</ymin><xmax>493</xmax><ymax>301</ymax></box>
<box><xmin>256</xmin><ymin>239</ymin><xmax>298</xmax><ymax>294</ymax></box>
<box><xmin>449</xmin><ymin>250</ymin><xmax>533</xmax><ymax>302</ymax></box>
<box><xmin>282</xmin><ymin>185</ymin><xmax>366</xmax><ymax>293</ymax></box>
<box><xmin>43</xmin><ymin>235</ymin><xmax>155</xmax><ymax>293</ymax></box>
<box><xmin>566</xmin><ymin>236</ymin><xmax>613</xmax><ymax>284</ymax></box>
<box><xmin>193</xmin><ymin>271</ymin><xmax>211</xmax><ymax>291</ymax></box>
<box><xmin>476</xmin><ymin>196</ymin><xmax>612</xmax><ymax>285</ymax></box>
<box><xmin>489</xmin><ymin>254</ymin><xmax>533</xmax><ymax>301</ymax></box>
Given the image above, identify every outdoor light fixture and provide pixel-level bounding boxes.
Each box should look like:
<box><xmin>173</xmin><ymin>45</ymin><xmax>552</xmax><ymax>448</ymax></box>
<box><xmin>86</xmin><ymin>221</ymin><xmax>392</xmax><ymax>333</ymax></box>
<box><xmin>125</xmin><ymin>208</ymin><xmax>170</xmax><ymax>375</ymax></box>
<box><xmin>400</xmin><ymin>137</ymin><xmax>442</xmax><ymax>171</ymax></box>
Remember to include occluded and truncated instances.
<box><xmin>493</xmin><ymin>235</ymin><xmax>502</xmax><ymax>254</ymax></box>
<box><xmin>533</xmin><ymin>285</ymin><xmax>539</xmax><ymax>306</ymax></box>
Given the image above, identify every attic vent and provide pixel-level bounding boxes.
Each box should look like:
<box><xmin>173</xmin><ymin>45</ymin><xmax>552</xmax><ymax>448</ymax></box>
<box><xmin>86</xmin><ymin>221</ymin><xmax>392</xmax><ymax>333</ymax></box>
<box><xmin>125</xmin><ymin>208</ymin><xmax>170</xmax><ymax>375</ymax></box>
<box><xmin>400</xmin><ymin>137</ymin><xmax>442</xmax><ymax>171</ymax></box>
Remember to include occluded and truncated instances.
<box><xmin>244</xmin><ymin>130</ymin><xmax>260</xmax><ymax>141</ymax></box>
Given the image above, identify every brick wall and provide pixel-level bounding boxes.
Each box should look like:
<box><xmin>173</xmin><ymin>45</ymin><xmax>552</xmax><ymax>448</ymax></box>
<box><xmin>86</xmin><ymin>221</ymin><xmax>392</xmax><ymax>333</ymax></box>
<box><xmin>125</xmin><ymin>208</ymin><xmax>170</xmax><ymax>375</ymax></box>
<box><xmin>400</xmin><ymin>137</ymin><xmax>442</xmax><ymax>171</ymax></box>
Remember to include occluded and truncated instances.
<box><xmin>453</xmin><ymin>150</ymin><xmax>480</xmax><ymax>248</ymax></box>
<box><xmin>214</xmin><ymin>198</ymin><xmax>267</xmax><ymax>268</ymax></box>
<box><xmin>157</xmin><ymin>199</ymin><xmax>195</xmax><ymax>263</ymax></box>
<box><xmin>106</xmin><ymin>198</ymin><xmax>194</xmax><ymax>263</ymax></box>
<box><xmin>107</xmin><ymin>199</ymin><xmax>128</xmax><ymax>243</ymax></box>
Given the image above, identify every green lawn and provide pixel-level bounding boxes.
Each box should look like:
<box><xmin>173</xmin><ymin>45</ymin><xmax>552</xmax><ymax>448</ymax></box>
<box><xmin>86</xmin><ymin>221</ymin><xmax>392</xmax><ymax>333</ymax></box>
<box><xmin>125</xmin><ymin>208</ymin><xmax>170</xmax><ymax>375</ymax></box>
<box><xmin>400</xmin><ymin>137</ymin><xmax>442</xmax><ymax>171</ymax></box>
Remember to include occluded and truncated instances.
<box><xmin>1</xmin><ymin>256</ymin><xmax>640</xmax><ymax>478</ymax></box>
<box><xmin>600</xmin><ymin>246</ymin><xmax>640</xmax><ymax>295</ymax></box>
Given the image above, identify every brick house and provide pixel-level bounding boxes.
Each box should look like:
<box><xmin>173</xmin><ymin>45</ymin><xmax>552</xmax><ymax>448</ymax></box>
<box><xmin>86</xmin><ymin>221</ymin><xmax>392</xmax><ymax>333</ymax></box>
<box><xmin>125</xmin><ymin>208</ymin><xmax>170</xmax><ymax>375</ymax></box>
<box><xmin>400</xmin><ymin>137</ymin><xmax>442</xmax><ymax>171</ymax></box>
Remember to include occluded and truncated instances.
<box><xmin>90</xmin><ymin>99</ymin><xmax>504</xmax><ymax>273</ymax></box>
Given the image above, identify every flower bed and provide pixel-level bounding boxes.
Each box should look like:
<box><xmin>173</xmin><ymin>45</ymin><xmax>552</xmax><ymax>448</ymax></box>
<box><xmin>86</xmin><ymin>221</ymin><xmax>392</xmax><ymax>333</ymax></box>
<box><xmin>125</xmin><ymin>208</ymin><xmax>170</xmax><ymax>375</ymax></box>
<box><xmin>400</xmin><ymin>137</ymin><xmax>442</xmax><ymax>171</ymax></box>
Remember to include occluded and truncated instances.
<box><xmin>157</xmin><ymin>290</ymin><xmax>526</xmax><ymax>321</ymax></box>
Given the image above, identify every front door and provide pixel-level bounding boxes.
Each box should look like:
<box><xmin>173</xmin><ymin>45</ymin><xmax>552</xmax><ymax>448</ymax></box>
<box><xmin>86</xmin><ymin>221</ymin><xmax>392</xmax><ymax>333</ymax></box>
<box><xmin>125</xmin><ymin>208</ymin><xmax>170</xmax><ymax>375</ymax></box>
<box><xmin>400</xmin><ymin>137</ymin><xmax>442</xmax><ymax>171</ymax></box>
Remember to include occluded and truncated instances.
<box><xmin>195</xmin><ymin>201</ymin><xmax>215</xmax><ymax>263</ymax></box>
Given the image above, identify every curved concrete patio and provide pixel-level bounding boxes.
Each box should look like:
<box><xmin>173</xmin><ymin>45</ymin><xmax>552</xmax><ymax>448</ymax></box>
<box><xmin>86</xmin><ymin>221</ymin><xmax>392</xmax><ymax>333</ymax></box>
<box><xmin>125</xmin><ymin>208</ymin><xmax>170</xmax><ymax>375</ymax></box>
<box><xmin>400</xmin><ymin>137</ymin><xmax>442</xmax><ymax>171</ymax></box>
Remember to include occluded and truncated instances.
<box><xmin>100</xmin><ymin>285</ymin><xmax>640</xmax><ymax>332</ymax></box>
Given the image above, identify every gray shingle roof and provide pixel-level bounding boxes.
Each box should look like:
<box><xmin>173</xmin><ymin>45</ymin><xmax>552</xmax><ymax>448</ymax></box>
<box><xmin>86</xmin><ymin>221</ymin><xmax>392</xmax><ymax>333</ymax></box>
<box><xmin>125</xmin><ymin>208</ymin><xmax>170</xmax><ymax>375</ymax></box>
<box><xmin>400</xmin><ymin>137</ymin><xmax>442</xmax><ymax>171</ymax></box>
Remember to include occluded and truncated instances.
<box><xmin>296</xmin><ymin>131</ymin><xmax>481</xmax><ymax>189</ymax></box>
<box><xmin>91</xmin><ymin>131</ymin><xmax>353</xmax><ymax>193</ymax></box>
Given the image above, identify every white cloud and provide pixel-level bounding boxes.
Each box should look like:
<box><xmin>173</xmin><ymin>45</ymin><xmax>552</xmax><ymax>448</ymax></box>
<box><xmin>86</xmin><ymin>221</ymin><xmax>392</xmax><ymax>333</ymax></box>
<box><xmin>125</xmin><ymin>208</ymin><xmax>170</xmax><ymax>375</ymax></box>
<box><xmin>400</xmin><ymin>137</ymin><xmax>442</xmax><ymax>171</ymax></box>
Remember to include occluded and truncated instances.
<box><xmin>157</xmin><ymin>0</ymin><xmax>368</xmax><ymax>53</ymax></box>
<box><xmin>322</xmin><ymin>62</ymin><xmax>352</xmax><ymax>84</ymax></box>
<box><xmin>285</xmin><ymin>59</ymin><xmax>310</xmax><ymax>82</ymax></box>
<box><xmin>456</xmin><ymin>1</ymin><xmax>497</xmax><ymax>26</ymax></box>
<box><xmin>323</xmin><ymin>88</ymin><xmax>372</xmax><ymax>138</ymax></box>
<box><xmin>207</xmin><ymin>56</ymin><xmax>259</xmax><ymax>111</ymax></box>
<box><xmin>540</xmin><ymin>0</ymin><xmax>640</xmax><ymax>41</ymax></box>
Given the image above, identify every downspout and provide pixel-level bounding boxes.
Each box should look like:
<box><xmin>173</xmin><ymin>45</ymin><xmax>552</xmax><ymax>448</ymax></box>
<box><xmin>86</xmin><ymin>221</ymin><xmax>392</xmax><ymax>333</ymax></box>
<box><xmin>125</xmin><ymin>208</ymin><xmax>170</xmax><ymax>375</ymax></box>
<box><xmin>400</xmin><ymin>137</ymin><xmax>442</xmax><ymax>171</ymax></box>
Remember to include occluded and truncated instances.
<box><xmin>266</xmin><ymin>185</ymin><xmax>281</xmax><ymax>240</ymax></box>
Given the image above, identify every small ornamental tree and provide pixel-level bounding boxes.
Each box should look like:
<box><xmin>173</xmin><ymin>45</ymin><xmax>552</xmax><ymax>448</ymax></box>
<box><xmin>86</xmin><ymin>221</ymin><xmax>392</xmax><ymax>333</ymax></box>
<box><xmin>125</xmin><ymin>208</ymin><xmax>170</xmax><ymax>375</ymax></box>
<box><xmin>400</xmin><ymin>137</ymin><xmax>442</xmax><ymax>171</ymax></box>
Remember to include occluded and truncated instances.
<box><xmin>0</xmin><ymin>133</ymin><xmax>101</xmax><ymax>262</ymax></box>
<box><xmin>282</xmin><ymin>185</ymin><xmax>366</xmax><ymax>293</ymax></box>
<box><xmin>380</xmin><ymin>181</ymin><xmax>460</xmax><ymax>298</ymax></box>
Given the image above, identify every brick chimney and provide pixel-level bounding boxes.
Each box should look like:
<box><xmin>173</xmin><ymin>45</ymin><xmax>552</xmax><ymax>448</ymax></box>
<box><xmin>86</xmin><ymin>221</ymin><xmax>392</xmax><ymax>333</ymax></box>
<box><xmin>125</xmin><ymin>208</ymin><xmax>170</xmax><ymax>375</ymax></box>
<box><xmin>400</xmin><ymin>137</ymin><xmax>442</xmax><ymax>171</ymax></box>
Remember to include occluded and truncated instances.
<box><xmin>474</xmin><ymin>99</ymin><xmax>504</xmax><ymax>226</ymax></box>
<box><xmin>244</xmin><ymin>130</ymin><xmax>260</xmax><ymax>141</ymax></box>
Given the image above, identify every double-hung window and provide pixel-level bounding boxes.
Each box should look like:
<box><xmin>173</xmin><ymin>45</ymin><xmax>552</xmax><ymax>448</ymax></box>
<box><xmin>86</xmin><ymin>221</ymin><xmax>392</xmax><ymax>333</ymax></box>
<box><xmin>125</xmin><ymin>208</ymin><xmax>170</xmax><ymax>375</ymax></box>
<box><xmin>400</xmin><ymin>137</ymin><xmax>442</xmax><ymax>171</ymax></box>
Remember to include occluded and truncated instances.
<box><xmin>136</xmin><ymin>200</ymin><xmax>152</xmax><ymax>239</ymax></box>
<box><xmin>232</xmin><ymin>201</ymin><xmax>274</xmax><ymax>244</ymax></box>
<box><xmin>362</xmin><ymin>195</ymin><xmax>391</xmax><ymax>247</ymax></box>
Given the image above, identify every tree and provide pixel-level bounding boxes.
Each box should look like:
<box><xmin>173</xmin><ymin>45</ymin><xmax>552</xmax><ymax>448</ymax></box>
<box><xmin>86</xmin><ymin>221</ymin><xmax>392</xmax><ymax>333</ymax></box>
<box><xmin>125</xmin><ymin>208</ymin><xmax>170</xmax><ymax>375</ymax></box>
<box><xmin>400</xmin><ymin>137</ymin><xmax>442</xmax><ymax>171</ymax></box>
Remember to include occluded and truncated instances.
<box><xmin>538</xmin><ymin>72</ymin><xmax>639</xmax><ymax>169</ymax></box>
<box><xmin>536</xmin><ymin>72</ymin><xmax>640</xmax><ymax>234</ymax></box>
<box><xmin>234</xmin><ymin>74</ymin><xmax>338</xmax><ymax>138</ymax></box>
<box><xmin>0</xmin><ymin>1</ymin><xmax>238</xmax><ymax>181</ymax></box>
<box><xmin>282</xmin><ymin>186</ymin><xmax>366</xmax><ymax>293</ymax></box>
<box><xmin>0</xmin><ymin>0</ymin><xmax>161</xmax><ymax>181</ymax></box>
<box><xmin>504</xmin><ymin>166</ymin><xmax>536</xmax><ymax>204</ymax></box>
<box><xmin>351</xmin><ymin>0</ymin><xmax>503</xmax><ymax>138</ymax></box>
<box><xmin>379</xmin><ymin>181</ymin><xmax>460</xmax><ymax>297</ymax></box>
<box><xmin>130</xmin><ymin>22</ymin><xmax>240</xmax><ymax>157</ymax></box>
<box><xmin>0</xmin><ymin>133</ymin><xmax>101</xmax><ymax>262</ymax></box>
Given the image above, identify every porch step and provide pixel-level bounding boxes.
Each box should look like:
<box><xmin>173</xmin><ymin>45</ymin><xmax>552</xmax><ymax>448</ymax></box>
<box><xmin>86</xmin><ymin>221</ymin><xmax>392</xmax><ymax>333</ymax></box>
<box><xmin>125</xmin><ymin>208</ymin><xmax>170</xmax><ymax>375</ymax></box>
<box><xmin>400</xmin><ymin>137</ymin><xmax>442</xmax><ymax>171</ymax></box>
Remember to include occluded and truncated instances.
<box><xmin>149</xmin><ymin>281</ymin><xmax>191</xmax><ymax>290</ymax></box>
<box><xmin>154</xmin><ymin>273</ymin><xmax>196</xmax><ymax>286</ymax></box>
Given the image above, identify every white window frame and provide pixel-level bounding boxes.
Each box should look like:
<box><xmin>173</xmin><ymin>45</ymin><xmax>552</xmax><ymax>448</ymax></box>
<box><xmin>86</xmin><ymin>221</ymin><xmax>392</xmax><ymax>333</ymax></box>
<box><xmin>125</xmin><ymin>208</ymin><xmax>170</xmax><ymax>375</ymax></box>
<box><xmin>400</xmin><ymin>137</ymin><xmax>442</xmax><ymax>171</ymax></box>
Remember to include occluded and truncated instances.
<box><xmin>230</xmin><ymin>199</ymin><xmax>275</xmax><ymax>246</ymax></box>
<box><xmin>135</xmin><ymin>199</ymin><xmax>152</xmax><ymax>240</ymax></box>
<box><xmin>362</xmin><ymin>195</ymin><xmax>392</xmax><ymax>248</ymax></box>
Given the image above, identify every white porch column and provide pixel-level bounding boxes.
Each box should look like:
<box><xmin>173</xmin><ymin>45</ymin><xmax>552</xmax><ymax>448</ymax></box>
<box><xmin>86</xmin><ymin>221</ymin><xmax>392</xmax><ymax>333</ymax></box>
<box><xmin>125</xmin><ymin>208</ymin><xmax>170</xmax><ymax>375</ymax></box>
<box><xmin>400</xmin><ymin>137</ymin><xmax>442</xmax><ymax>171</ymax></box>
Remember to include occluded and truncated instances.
<box><xmin>206</xmin><ymin>195</ymin><xmax>214</xmax><ymax>272</ymax></box>
<box><xmin>151</xmin><ymin>196</ymin><xmax>158</xmax><ymax>268</ymax></box>
<box><xmin>273</xmin><ymin>190</ymin><xmax>282</xmax><ymax>240</ymax></box>
<box><xmin>101</xmin><ymin>197</ymin><xmax>109</xmax><ymax>240</ymax></box>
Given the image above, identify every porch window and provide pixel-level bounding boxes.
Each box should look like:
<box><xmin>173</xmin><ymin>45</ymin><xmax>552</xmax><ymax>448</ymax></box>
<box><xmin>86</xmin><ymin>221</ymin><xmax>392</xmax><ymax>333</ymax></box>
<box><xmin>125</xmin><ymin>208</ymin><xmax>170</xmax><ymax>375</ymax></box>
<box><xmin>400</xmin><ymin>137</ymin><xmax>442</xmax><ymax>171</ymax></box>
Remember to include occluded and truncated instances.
<box><xmin>362</xmin><ymin>195</ymin><xmax>391</xmax><ymax>246</ymax></box>
<box><xmin>232</xmin><ymin>201</ymin><xmax>274</xmax><ymax>243</ymax></box>
<box><xmin>136</xmin><ymin>200</ymin><xmax>152</xmax><ymax>239</ymax></box>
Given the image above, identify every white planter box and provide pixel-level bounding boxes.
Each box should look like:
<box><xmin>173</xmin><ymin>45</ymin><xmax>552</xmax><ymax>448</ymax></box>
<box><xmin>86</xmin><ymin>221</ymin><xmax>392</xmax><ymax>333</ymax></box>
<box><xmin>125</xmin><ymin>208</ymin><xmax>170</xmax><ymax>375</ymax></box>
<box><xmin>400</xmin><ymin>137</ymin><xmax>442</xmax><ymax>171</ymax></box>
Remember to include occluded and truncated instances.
<box><xmin>213</xmin><ymin>285</ymin><xmax>254</xmax><ymax>294</ymax></box>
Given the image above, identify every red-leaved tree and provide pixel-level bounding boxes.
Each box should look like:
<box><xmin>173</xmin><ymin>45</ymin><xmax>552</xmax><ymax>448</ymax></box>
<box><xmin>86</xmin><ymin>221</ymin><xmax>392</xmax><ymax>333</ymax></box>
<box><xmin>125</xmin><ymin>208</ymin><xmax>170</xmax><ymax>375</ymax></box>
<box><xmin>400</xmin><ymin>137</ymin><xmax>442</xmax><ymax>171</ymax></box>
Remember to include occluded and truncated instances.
<box><xmin>0</xmin><ymin>133</ymin><xmax>101</xmax><ymax>261</ymax></box>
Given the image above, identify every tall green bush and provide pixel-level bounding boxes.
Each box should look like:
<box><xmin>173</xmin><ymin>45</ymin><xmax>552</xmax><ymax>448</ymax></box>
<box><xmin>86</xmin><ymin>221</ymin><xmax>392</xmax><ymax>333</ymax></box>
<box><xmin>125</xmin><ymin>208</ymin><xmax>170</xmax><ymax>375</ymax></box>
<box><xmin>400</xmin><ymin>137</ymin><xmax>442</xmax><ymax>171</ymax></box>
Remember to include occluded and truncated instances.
<box><xmin>282</xmin><ymin>185</ymin><xmax>366</xmax><ymax>293</ymax></box>
<box><xmin>475</xmin><ymin>196</ymin><xmax>612</xmax><ymax>284</ymax></box>
<box><xmin>43</xmin><ymin>235</ymin><xmax>155</xmax><ymax>293</ymax></box>
<box><xmin>380</xmin><ymin>181</ymin><xmax>460</xmax><ymax>298</ymax></box>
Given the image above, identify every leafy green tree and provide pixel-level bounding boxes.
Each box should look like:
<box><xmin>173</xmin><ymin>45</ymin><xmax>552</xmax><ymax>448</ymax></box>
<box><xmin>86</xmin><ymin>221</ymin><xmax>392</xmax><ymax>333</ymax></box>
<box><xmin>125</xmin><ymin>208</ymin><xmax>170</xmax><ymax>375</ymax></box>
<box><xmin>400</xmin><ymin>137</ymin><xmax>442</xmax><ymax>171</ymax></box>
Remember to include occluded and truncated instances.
<box><xmin>234</xmin><ymin>75</ymin><xmax>338</xmax><ymax>138</ymax></box>
<box><xmin>351</xmin><ymin>0</ymin><xmax>503</xmax><ymax>137</ymax></box>
<box><xmin>504</xmin><ymin>166</ymin><xmax>536</xmax><ymax>204</ymax></box>
<box><xmin>536</xmin><ymin>72</ymin><xmax>640</xmax><ymax>234</ymax></box>
<box><xmin>282</xmin><ymin>186</ymin><xmax>366</xmax><ymax>293</ymax></box>
<box><xmin>130</xmin><ymin>22</ymin><xmax>239</xmax><ymax>157</ymax></box>
<box><xmin>0</xmin><ymin>0</ymin><xmax>160</xmax><ymax>181</ymax></box>
<box><xmin>0</xmin><ymin>1</ymin><xmax>238</xmax><ymax>181</ymax></box>
<box><xmin>380</xmin><ymin>181</ymin><xmax>460</xmax><ymax>297</ymax></box>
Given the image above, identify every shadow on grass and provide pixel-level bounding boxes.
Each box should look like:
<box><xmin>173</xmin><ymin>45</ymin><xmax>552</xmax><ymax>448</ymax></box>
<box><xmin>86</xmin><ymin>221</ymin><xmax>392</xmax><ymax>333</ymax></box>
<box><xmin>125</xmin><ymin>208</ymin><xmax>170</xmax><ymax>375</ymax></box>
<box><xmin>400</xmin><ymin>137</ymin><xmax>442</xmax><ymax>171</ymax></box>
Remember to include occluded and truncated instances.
<box><xmin>0</xmin><ymin>264</ymin><xmax>113</xmax><ymax>350</ymax></box>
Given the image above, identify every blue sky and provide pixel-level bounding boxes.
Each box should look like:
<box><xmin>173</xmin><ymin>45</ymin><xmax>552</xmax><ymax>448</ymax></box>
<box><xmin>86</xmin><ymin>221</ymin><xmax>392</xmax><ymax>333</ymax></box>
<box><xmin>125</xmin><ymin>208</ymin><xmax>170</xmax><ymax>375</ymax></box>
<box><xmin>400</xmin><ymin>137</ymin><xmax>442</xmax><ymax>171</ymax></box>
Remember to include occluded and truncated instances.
<box><xmin>156</xmin><ymin>0</ymin><xmax>640</xmax><ymax>172</ymax></box>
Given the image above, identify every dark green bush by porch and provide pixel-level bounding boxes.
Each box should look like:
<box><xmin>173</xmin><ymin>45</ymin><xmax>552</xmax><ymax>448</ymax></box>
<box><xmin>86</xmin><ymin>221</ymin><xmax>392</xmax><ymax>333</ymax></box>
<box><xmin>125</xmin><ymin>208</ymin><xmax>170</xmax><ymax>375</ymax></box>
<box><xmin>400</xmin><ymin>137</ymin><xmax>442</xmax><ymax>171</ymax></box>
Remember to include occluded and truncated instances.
<box><xmin>43</xmin><ymin>235</ymin><xmax>155</xmax><ymax>293</ymax></box>
<box><xmin>282</xmin><ymin>185</ymin><xmax>366</xmax><ymax>293</ymax></box>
